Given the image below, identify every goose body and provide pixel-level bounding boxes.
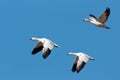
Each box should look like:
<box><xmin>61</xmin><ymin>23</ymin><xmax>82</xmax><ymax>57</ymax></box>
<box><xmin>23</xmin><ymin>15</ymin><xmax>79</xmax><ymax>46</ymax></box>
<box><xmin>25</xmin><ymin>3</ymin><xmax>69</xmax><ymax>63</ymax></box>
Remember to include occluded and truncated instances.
<box><xmin>30</xmin><ymin>37</ymin><xmax>59</xmax><ymax>59</ymax></box>
<box><xmin>68</xmin><ymin>52</ymin><xmax>94</xmax><ymax>73</ymax></box>
<box><xmin>83</xmin><ymin>7</ymin><xmax>110</xmax><ymax>29</ymax></box>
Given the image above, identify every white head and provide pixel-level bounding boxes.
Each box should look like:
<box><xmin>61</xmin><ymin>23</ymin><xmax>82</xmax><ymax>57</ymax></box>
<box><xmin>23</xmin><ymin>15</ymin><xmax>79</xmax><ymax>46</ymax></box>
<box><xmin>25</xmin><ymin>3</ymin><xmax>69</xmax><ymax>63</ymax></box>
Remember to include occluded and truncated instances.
<box><xmin>67</xmin><ymin>52</ymin><xmax>74</xmax><ymax>55</ymax></box>
<box><xmin>83</xmin><ymin>18</ymin><xmax>90</xmax><ymax>22</ymax></box>
<box><xmin>67</xmin><ymin>52</ymin><xmax>80</xmax><ymax>56</ymax></box>
<box><xmin>30</xmin><ymin>37</ymin><xmax>41</xmax><ymax>41</ymax></box>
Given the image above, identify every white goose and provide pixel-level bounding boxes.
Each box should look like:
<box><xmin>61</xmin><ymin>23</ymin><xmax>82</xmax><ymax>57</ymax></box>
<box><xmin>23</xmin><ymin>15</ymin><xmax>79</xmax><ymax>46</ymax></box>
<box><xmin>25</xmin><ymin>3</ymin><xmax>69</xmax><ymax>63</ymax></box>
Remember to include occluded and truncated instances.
<box><xmin>68</xmin><ymin>52</ymin><xmax>95</xmax><ymax>73</ymax></box>
<box><xmin>83</xmin><ymin>7</ymin><xmax>110</xmax><ymax>29</ymax></box>
<box><xmin>30</xmin><ymin>37</ymin><xmax>59</xmax><ymax>59</ymax></box>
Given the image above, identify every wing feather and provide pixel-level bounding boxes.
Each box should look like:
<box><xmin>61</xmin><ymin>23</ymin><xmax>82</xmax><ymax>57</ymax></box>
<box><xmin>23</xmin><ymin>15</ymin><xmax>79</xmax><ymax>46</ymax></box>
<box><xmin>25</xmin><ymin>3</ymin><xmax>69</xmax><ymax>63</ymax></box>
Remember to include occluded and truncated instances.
<box><xmin>76</xmin><ymin>61</ymin><xmax>86</xmax><ymax>73</ymax></box>
<box><xmin>32</xmin><ymin>42</ymin><xmax>43</xmax><ymax>55</ymax></box>
<box><xmin>42</xmin><ymin>48</ymin><xmax>51</xmax><ymax>59</ymax></box>
<box><xmin>72</xmin><ymin>56</ymin><xmax>79</xmax><ymax>72</ymax></box>
<box><xmin>97</xmin><ymin>8</ymin><xmax>110</xmax><ymax>23</ymax></box>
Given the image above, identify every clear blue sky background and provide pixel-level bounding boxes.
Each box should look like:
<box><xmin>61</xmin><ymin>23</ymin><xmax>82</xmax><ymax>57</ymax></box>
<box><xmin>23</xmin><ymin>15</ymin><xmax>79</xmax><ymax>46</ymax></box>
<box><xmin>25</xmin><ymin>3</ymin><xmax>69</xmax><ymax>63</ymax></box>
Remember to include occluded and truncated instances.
<box><xmin>0</xmin><ymin>0</ymin><xmax>120</xmax><ymax>80</ymax></box>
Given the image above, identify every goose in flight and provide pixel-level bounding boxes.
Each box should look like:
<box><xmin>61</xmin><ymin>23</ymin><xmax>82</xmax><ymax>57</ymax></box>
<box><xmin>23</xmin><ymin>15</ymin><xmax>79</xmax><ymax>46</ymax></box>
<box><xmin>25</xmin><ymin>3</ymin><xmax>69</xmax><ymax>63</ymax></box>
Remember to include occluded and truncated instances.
<box><xmin>67</xmin><ymin>52</ymin><xmax>95</xmax><ymax>73</ymax></box>
<box><xmin>83</xmin><ymin>7</ymin><xmax>110</xmax><ymax>29</ymax></box>
<box><xmin>30</xmin><ymin>37</ymin><xmax>59</xmax><ymax>59</ymax></box>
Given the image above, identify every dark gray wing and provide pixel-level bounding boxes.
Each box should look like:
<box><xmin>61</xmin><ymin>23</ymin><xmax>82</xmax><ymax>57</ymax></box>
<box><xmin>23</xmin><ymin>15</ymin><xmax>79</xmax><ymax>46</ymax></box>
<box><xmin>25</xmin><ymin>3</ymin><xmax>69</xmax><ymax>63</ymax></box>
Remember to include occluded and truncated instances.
<box><xmin>32</xmin><ymin>42</ymin><xmax>43</xmax><ymax>55</ymax></box>
<box><xmin>97</xmin><ymin>7</ymin><xmax>110</xmax><ymax>23</ymax></box>
<box><xmin>72</xmin><ymin>56</ymin><xmax>79</xmax><ymax>72</ymax></box>
<box><xmin>76</xmin><ymin>61</ymin><xmax>86</xmax><ymax>73</ymax></box>
<box><xmin>42</xmin><ymin>48</ymin><xmax>51</xmax><ymax>59</ymax></box>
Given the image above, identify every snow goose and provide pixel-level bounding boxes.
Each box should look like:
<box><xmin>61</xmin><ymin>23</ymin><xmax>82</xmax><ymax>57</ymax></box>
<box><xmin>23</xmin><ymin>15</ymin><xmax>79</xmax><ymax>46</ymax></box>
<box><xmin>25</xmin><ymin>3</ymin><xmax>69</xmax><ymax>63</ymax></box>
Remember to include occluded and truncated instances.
<box><xmin>83</xmin><ymin>7</ymin><xmax>110</xmax><ymax>29</ymax></box>
<box><xmin>30</xmin><ymin>37</ymin><xmax>59</xmax><ymax>59</ymax></box>
<box><xmin>67</xmin><ymin>52</ymin><xmax>95</xmax><ymax>73</ymax></box>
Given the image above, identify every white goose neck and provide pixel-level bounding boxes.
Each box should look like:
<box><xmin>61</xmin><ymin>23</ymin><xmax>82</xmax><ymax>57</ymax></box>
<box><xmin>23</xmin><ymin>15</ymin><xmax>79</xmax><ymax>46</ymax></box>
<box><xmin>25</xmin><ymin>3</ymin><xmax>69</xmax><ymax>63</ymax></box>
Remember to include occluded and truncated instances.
<box><xmin>31</xmin><ymin>37</ymin><xmax>41</xmax><ymax>41</ymax></box>
<box><xmin>68</xmin><ymin>52</ymin><xmax>78</xmax><ymax>56</ymax></box>
<box><xmin>83</xmin><ymin>18</ymin><xmax>90</xmax><ymax>22</ymax></box>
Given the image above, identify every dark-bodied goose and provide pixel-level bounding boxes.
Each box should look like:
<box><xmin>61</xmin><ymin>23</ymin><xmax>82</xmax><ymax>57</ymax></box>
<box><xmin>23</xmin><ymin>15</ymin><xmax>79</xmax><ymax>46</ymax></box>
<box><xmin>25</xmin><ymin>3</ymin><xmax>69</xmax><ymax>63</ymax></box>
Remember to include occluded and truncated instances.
<box><xmin>67</xmin><ymin>52</ymin><xmax>95</xmax><ymax>73</ymax></box>
<box><xmin>30</xmin><ymin>37</ymin><xmax>59</xmax><ymax>59</ymax></box>
<box><xmin>83</xmin><ymin>7</ymin><xmax>110</xmax><ymax>29</ymax></box>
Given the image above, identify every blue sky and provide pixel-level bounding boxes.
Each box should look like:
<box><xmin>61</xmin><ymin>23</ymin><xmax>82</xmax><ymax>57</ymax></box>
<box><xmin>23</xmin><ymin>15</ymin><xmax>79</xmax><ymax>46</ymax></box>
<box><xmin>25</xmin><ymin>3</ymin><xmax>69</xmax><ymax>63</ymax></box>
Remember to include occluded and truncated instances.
<box><xmin>0</xmin><ymin>0</ymin><xmax>120</xmax><ymax>80</ymax></box>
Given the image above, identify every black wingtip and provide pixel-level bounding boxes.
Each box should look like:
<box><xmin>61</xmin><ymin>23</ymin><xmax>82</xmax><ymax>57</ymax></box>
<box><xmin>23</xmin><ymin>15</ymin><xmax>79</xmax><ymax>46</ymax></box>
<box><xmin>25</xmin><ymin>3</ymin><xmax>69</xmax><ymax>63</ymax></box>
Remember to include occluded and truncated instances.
<box><xmin>32</xmin><ymin>48</ymin><xmax>40</xmax><ymax>55</ymax></box>
<box><xmin>71</xmin><ymin>69</ymin><xmax>76</xmax><ymax>72</ymax></box>
<box><xmin>42</xmin><ymin>55</ymin><xmax>47</xmax><ymax>59</ymax></box>
<box><xmin>89</xmin><ymin>14</ymin><xmax>93</xmax><ymax>16</ymax></box>
<box><xmin>106</xmin><ymin>7</ymin><xmax>110</xmax><ymax>10</ymax></box>
<box><xmin>32</xmin><ymin>51</ymin><xmax>37</xmax><ymax>55</ymax></box>
<box><xmin>106</xmin><ymin>7</ymin><xmax>110</xmax><ymax>12</ymax></box>
<box><xmin>104</xmin><ymin>7</ymin><xmax>110</xmax><ymax>17</ymax></box>
<box><xmin>77</xmin><ymin>71</ymin><xmax>80</xmax><ymax>73</ymax></box>
<box><xmin>105</xmin><ymin>27</ymin><xmax>110</xmax><ymax>29</ymax></box>
<box><xmin>89</xmin><ymin>14</ymin><xmax>97</xmax><ymax>19</ymax></box>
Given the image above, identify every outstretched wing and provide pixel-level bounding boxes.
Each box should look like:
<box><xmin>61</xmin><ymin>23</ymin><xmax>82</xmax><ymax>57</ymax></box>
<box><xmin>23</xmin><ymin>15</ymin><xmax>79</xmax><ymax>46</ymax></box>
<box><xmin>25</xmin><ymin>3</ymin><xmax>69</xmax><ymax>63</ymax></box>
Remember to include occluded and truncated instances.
<box><xmin>42</xmin><ymin>48</ymin><xmax>51</xmax><ymax>59</ymax></box>
<box><xmin>42</xmin><ymin>40</ymin><xmax>54</xmax><ymax>59</ymax></box>
<box><xmin>72</xmin><ymin>56</ymin><xmax>79</xmax><ymax>72</ymax></box>
<box><xmin>76</xmin><ymin>60</ymin><xmax>86</xmax><ymax>73</ymax></box>
<box><xmin>32</xmin><ymin>42</ymin><xmax>43</xmax><ymax>55</ymax></box>
<box><xmin>97</xmin><ymin>7</ymin><xmax>110</xmax><ymax>23</ymax></box>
